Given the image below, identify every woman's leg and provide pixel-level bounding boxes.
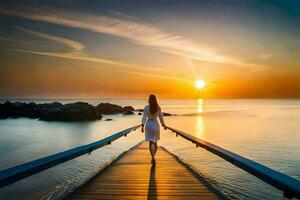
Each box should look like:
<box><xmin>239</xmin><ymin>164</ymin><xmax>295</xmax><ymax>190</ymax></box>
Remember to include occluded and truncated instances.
<box><xmin>149</xmin><ymin>142</ymin><xmax>155</xmax><ymax>158</ymax></box>
<box><xmin>149</xmin><ymin>142</ymin><xmax>156</xmax><ymax>165</ymax></box>
<box><xmin>154</xmin><ymin>142</ymin><xmax>158</xmax><ymax>155</ymax></box>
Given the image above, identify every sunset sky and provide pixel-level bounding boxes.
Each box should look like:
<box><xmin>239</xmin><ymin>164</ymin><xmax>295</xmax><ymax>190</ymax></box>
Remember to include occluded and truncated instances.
<box><xmin>0</xmin><ymin>0</ymin><xmax>299</xmax><ymax>99</ymax></box>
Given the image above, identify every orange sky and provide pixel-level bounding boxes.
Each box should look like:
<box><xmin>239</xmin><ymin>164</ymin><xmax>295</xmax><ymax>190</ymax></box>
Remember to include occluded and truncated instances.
<box><xmin>0</xmin><ymin>1</ymin><xmax>299</xmax><ymax>99</ymax></box>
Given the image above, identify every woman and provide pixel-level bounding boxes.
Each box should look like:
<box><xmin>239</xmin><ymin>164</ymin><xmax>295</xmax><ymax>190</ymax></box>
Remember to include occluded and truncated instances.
<box><xmin>141</xmin><ymin>94</ymin><xmax>166</xmax><ymax>165</ymax></box>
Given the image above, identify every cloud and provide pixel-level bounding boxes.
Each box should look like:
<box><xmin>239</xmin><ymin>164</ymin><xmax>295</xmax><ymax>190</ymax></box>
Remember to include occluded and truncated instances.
<box><xmin>0</xmin><ymin>36</ymin><xmax>24</xmax><ymax>43</ymax></box>
<box><xmin>13</xmin><ymin>49</ymin><xmax>156</xmax><ymax>69</ymax></box>
<box><xmin>15</xmin><ymin>27</ymin><xmax>84</xmax><ymax>51</ymax></box>
<box><xmin>0</xmin><ymin>6</ymin><xmax>265</xmax><ymax>68</ymax></box>
<box><xmin>14</xmin><ymin>27</ymin><xmax>164</xmax><ymax>75</ymax></box>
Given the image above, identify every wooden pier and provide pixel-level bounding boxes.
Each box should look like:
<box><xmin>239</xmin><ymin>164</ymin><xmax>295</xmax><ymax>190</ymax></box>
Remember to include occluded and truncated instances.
<box><xmin>66</xmin><ymin>142</ymin><xmax>219</xmax><ymax>200</ymax></box>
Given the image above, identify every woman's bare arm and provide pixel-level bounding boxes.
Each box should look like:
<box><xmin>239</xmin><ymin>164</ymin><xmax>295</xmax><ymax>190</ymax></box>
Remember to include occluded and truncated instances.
<box><xmin>141</xmin><ymin>106</ymin><xmax>148</xmax><ymax>132</ymax></box>
<box><xmin>158</xmin><ymin>107</ymin><xmax>166</xmax><ymax>129</ymax></box>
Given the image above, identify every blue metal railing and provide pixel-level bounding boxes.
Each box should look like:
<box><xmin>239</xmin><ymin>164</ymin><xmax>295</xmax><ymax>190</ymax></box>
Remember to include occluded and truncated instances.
<box><xmin>166</xmin><ymin>126</ymin><xmax>300</xmax><ymax>199</ymax></box>
<box><xmin>0</xmin><ymin>125</ymin><xmax>141</xmax><ymax>188</ymax></box>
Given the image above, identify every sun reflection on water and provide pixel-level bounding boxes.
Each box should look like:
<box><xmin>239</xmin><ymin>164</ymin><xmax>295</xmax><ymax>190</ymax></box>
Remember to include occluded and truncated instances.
<box><xmin>196</xmin><ymin>99</ymin><xmax>205</xmax><ymax>139</ymax></box>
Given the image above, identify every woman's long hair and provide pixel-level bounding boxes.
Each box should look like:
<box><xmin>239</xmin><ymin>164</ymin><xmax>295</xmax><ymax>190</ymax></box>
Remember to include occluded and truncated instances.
<box><xmin>148</xmin><ymin>94</ymin><xmax>159</xmax><ymax>115</ymax></box>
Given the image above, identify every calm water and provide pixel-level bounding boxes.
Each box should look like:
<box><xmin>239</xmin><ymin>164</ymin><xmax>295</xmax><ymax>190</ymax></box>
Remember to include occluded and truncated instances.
<box><xmin>0</xmin><ymin>99</ymin><xmax>299</xmax><ymax>200</ymax></box>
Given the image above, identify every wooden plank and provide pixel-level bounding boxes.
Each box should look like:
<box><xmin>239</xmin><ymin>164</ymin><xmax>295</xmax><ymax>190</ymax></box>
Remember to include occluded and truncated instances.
<box><xmin>66</xmin><ymin>142</ymin><xmax>220</xmax><ymax>200</ymax></box>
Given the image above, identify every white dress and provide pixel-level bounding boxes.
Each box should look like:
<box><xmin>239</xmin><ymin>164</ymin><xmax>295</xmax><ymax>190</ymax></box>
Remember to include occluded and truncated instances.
<box><xmin>141</xmin><ymin>105</ymin><xmax>166</xmax><ymax>143</ymax></box>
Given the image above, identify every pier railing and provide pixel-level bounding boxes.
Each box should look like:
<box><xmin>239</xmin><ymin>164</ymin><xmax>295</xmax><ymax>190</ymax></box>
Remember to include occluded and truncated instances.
<box><xmin>166</xmin><ymin>126</ymin><xmax>300</xmax><ymax>199</ymax></box>
<box><xmin>0</xmin><ymin>125</ymin><xmax>141</xmax><ymax>188</ymax></box>
<box><xmin>0</xmin><ymin>124</ymin><xmax>299</xmax><ymax>199</ymax></box>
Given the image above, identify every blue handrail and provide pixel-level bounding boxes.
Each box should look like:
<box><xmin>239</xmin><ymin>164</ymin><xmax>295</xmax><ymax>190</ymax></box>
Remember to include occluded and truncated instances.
<box><xmin>0</xmin><ymin>125</ymin><xmax>141</xmax><ymax>188</ymax></box>
<box><xmin>166</xmin><ymin>126</ymin><xmax>300</xmax><ymax>199</ymax></box>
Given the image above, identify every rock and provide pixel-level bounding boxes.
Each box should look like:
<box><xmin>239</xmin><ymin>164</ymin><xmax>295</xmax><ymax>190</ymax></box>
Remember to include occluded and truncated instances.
<box><xmin>135</xmin><ymin>109</ymin><xmax>144</xmax><ymax>112</ymax></box>
<box><xmin>123</xmin><ymin>106</ymin><xmax>134</xmax><ymax>112</ymax></box>
<box><xmin>0</xmin><ymin>101</ymin><xmax>40</xmax><ymax>119</ymax></box>
<box><xmin>123</xmin><ymin>110</ymin><xmax>134</xmax><ymax>115</ymax></box>
<box><xmin>162</xmin><ymin>112</ymin><xmax>172</xmax><ymax>116</ymax></box>
<box><xmin>39</xmin><ymin>102</ymin><xmax>102</xmax><ymax>121</ymax></box>
<box><xmin>137</xmin><ymin>112</ymin><xmax>142</xmax><ymax>115</ymax></box>
<box><xmin>105</xmin><ymin>118</ymin><xmax>113</xmax><ymax>121</ymax></box>
<box><xmin>96</xmin><ymin>103</ymin><xmax>123</xmax><ymax>114</ymax></box>
<box><xmin>0</xmin><ymin>102</ymin><xmax>9</xmax><ymax>119</ymax></box>
<box><xmin>37</xmin><ymin>102</ymin><xmax>63</xmax><ymax>110</ymax></box>
<box><xmin>96</xmin><ymin>103</ymin><xmax>135</xmax><ymax>115</ymax></box>
<box><xmin>35</xmin><ymin>102</ymin><xmax>64</xmax><ymax>116</ymax></box>
<box><xmin>28</xmin><ymin>102</ymin><xmax>36</xmax><ymax>106</ymax></box>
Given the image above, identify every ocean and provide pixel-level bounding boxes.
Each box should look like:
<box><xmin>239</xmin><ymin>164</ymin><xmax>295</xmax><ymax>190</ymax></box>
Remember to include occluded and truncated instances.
<box><xmin>0</xmin><ymin>99</ymin><xmax>299</xmax><ymax>200</ymax></box>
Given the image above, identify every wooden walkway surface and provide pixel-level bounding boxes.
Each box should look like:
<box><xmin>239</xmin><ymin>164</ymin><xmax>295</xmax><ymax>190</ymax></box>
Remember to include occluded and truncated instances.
<box><xmin>66</xmin><ymin>142</ymin><xmax>220</xmax><ymax>200</ymax></box>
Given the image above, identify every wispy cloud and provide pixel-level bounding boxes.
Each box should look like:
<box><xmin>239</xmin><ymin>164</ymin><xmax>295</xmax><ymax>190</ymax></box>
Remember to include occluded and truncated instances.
<box><xmin>14</xmin><ymin>27</ymin><xmax>164</xmax><ymax>75</ymax></box>
<box><xmin>13</xmin><ymin>49</ymin><xmax>188</xmax><ymax>82</ymax></box>
<box><xmin>0</xmin><ymin>6</ymin><xmax>265</xmax><ymax>68</ymax></box>
<box><xmin>23</xmin><ymin>28</ymin><xmax>194</xmax><ymax>87</ymax></box>
<box><xmin>0</xmin><ymin>36</ymin><xmax>24</xmax><ymax>43</ymax></box>
<box><xmin>15</xmin><ymin>27</ymin><xmax>84</xmax><ymax>51</ymax></box>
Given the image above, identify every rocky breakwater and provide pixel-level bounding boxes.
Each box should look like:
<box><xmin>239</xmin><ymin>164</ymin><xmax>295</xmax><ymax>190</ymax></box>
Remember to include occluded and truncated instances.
<box><xmin>0</xmin><ymin>101</ymin><xmax>135</xmax><ymax>122</ymax></box>
<box><xmin>39</xmin><ymin>102</ymin><xmax>101</xmax><ymax>121</ymax></box>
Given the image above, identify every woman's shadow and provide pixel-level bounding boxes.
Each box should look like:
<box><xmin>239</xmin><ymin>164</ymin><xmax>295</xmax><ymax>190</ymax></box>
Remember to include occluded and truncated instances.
<box><xmin>147</xmin><ymin>165</ymin><xmax>157</xmax><ymax>200</ymax></box>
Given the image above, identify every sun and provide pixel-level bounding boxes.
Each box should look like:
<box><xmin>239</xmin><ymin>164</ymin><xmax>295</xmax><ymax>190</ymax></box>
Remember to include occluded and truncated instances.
<box><xmin>195</xmin><ymin>79</ymin><xmax>206</xmax><ymax>89</ymax></box>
